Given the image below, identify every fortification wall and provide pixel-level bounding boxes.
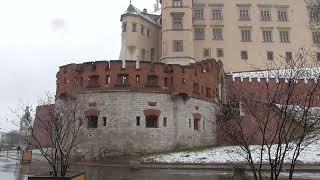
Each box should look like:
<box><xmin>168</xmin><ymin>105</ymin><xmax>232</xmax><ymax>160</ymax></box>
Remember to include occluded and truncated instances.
<box><xmin>56</xmin><ymin>59</ymin><xmax>223</xmax><ymax>102</ymax></box>
<box><xmin>225</xmin><ymin>75</ymin><xmax>320</xmax><ymax>107</ymax></box>
<box><xmin>75</xmin><ymin>92</ymin><xmax>216</xmax><ymax>159</ymax></box>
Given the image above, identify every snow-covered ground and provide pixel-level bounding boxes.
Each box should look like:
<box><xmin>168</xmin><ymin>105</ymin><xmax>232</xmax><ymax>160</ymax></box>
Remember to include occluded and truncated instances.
<box><xmin>144</xmin><ymin>140</ymin><xmax>320</xmax><ymax>164</ymax></box>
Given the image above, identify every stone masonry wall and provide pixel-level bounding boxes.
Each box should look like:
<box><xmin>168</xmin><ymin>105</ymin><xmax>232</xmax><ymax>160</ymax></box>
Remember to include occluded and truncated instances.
<box><xmin>75</xmin><ymin>92</ymin><xmax>216</xmax><ymax>159</ymax></box>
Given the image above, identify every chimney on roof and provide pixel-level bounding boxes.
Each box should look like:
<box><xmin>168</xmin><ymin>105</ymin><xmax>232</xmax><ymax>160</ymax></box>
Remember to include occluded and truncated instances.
<box><xmin>143</xmin><ymin>8</ymin><xmax>147</xmax><ymax>14</ymax></box>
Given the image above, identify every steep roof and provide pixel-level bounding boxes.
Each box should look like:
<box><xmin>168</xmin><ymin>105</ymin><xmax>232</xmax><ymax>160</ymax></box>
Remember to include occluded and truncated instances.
<box><xmin>121</xmin><ymin>4</ymin><xmax>161</xmax><ymax>27</ymax></box>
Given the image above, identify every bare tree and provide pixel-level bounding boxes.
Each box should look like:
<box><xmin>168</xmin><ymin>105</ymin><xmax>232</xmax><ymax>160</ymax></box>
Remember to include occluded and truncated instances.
<box><xmin>216</xmin><ymin>49</ymin><xmax>320</xmax><ymax>180</ymax></box>
<box><xmin>12</xmin><ymin>93</ymin><xmax>87</xmax><ymax>177</ymax></box>
<box><xmin>306</xmin><ymin>0</ymin><xmax>320</xmax><ymax>26</ymax></box>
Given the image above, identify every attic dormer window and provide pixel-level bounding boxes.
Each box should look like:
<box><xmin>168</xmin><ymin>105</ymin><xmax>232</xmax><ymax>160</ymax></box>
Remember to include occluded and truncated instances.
<box><xmin>173</xmin><ymin>0</ymin><xmax>182</xmax><ymax>7</ymax></box>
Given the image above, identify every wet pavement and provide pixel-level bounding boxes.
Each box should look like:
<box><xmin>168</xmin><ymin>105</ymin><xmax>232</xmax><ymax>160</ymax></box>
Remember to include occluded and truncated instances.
<box><xmin>1</xmin><ymin>151</ymin><xmax>320</xmax><ymax>180</ymax></box>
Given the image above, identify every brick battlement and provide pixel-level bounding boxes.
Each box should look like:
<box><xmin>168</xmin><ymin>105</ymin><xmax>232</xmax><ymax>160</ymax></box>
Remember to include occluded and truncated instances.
<box><xmin>230</xmin><ymin>76</ymin><xmax>318</xmax><ymax>84</ymax></box>
<box><xmin>225</xmin><ymin>74</ymin><xmax>320</xmax><ymax>107</ymax></box>
<box><xmin>56</xmin><ymin>59</ymin><xmax>223</xmax><ymax>101</ymax></box>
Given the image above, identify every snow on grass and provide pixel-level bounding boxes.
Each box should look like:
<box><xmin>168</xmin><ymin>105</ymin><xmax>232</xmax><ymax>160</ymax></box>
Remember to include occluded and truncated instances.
<box><xmin>144</xmin><ymin>140</ymin><xmax>320</xmax><ymax>164</ymax></box>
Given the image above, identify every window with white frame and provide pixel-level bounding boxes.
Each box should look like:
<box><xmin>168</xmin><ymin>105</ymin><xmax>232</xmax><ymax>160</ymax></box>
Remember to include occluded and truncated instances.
<box><xmin>239</xmin><ymin>8</ymin><xmax>250</xmax><ymax>20</ymax></box>
<box><xmin>173</xmin><ymin>40</ymin><xmax>183</xmax><ymax>52</ymax></box>
<box><xmin>260</xmin><ymin>9</ymin><xmax>272</xmax><ymax>21</ymax></box>
<box><xmin>278</xmin><ymin>8</ymin><xmax>288</xmax><ymax>21</ymax></box>
<box><xmin>217</xmin><ymin>48</ymin><xmax>224</xmax><ymax>58</ymax></box>
<box><xmin>194</xmin><ymin>6</ymin><xmax>204</xmax><ymax>20</ymax></box>
<box><xmin>279</xmin><ymin>30</ymin><xmax>290</xmax><ymax>43</ymax></box>
<box><xmin>213</xmin><ymin>28</ymin><xmax>223</xmax><ymax>40</ymax></box>
<box><xmin>194</xmin><ymin>27</ymin><xmax>205</xmax><ymax>40</ymax></box>
<box><xmin>241</xmin><ymin>51</ymin><xmax>248</xmax><ymax>60</ymax></box>
<box><xmin>312</xmin><ymin>31</ymin><xmax>320</xmax><ymax>43</ymax></box>
<box><xmin>212</xmin><ymin>7</ymin><xmax>223</xmax><ymax>20</ymax></box>
<box><xmin>203</xmin><ymin>48</ymin><xmax>211</xmax><ymax>57</ymax></box>
<box><xmin>241</xmin><ymin>29</ymin><xmax>251</xmax><ymax>42</ymax></box>
<box><xmin>267</xmin><ymin>51</ymin><xmax>274</xmax><ymax>60</ymax></box>
<box><xmin>173</xmin><ymin>0</ymin><xmax>182</xmax><ymax>7</ymax></box>
<box><xmin>310</xmin><ymin>12</ymin><xmax>320</xmax><ymax>23</ymax></box>
<box><xmin>286</xmin><ymin>51</ymin><xmax>292</xmax><ymax>61</ymax></box>
<box><xmin>172</xmin><ymin>14</ymin><xmax>183</xmax><ymax>30</ymax></box>
<box><xmin>262</xmin><ymin>30</ymin><xmax>273</xmax><ymax>42</ymax></box>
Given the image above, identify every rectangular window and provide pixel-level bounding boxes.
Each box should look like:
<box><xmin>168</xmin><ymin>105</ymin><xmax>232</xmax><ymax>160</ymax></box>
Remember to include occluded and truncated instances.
<box><xmin>189</xmin><ymin>119</ymin><xmax>192</xmax><ymax>128</ymax></box>
<box><xmin>194</xmin><ymin>7</ymin><xmax>204</xmax><ymax>20</ymax></box>
<box><xmin>317</xmin><ymin>52</ymin><xmax>320</xmax><ymax>61</ymax></box>
<box><xmin>213</xmin><ymin>28</ymin><xmax>223</xmax><ymax>40</ymax></box>
<box><xmin>132</xmin><ymin>23</ymin><xmax>137</xmax><ymax>32</ymax></box>
<box><xmin>163</xmin><ymin>117</ymin><xmax>167</xmax><ymax>127</ymax></box>
<box><xmin>141</xmin><ymin>25</ymin><xmax>145</xmax><ymax>35</ymax></box>
<box><xmin>217</xmin><ymin>48</ymin><xmax>224</xmax><ymax>58</ymax></box>
<box><xmin>267</xmin><ymin>51</ymin><xmax>274</xmax><ymax>61</ymax></box>
<box><xmin>310</xmin><ymin>12</ymin><xmax>320</xmax><ymax>23</ymax></box>
<box><xmin>173</xmin><ymin>40</ymin><xmax>183</xmax><ymax>52</ymax></box>
<box><xmin>312</xmin><ymin>32</ymin><xmax>320</xmax><ymax>44</ymax></box>
<box><xmin>239</xmin><ymin>8</ymin><xmax>250</xmax><ymax>20</ymax></box>
<box><xmin>136</xmin><ymin>75</ymin><xmax>140</xmax><ymax>85</ymax></box>
<box><xmin>106</xmin><ymin>75</ymin><xmax>110</xmax><ymax>84</ymax></box>
<box><xmin>241</xmin><ymin>29</ymin><xmax>251</xmax><ymax>42</ymax></box>
<box><xmin>173</xmin><ymin>0</ymin><xmax>182</xmax><ymax>7</ymax></box>
<box><xmin>203</xmin><ymin>48</ymin><xmax>211</xmax><ymax>57</ymax></box>
<box><xmin>151</xmin><ymin>48</ymin><xmax>155</xmax><ymax>61</ymax></box>
<box><xmin>87</xmin><ymin>116</ymin><xmax>98</xmax><ymax>128</ymax></box>
<box><xmin>122</xmin><ymin>22</ymin><xmax>127</xmax><ymax>32</ymax></box>
<box><xmin>103</xmin><ymin>117</ymin><xmax>107</xmax><ymax>126</ymax></box>
<box><xmin>241</xmin><ymin>51</ymin><xmax>248</xmax><ymax>60</ymax></box>
<box><xmin>172</xmin><ymin>15</ymin><xmax>183</xmax><ymax>30</ymax></box>
<box><xmin>147</xmin><ymin>29</ymin><xmax>150</xmax><ymax>37</ymax></box>
<box><xmin>136</xmin><ymin>116</ymin><xmax>140</xmax><ymax>126</ymax></box>
<box><xmin>278</xmin><ymin>9</ymin><xmax>288</xmax><ymax>21</ymax></box>
<box><xmin>194</xmin><ymin>27</ymin><xmax>205</xmax><ymax>40</ymax></box>
<box><xmin>146</xmin><ymin>116</ymin><xmax>158</xmax><ymax>128</ymax></box>
<box><xmin>280</xmin><ymin>30</ymin><xmax>290</xmax><ymax>43</ymax></box>
<box><xmin>212</xmin><ymin>8</ymin><xmax>223</xmax><ymax>20</ymax></box>
<box><xmin>263</xmin><ymin>30</ymin><xmax>273</xmax><ymax>42</ymax></box>
<box><xmin>260</xmin><ymin>9</ymin><xmax>271</xmax><ymax>21</ymax></box>
<box><xmin>286</xmin><ymin>52</ymin><xmax>292</xmax><ymax>61</ymax></box>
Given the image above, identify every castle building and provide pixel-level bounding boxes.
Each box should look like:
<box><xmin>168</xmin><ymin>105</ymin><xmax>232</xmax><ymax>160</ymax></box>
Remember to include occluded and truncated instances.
<box><xmin>120</xmin><ymin>0</ymin><xmax>317</xmax><ymax>72</ymax></box>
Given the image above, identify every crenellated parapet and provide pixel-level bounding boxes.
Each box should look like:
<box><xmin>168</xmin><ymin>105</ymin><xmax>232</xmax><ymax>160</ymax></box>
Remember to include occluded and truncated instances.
<box><xmin>56</xmin><ymin>59</ymin><xmax>223</xmax><ymax>101</ymax></box>
<box><xmin>225</xmin><ymin>73</ymin><xmax>320</xmax><ymax>107</ymax></box>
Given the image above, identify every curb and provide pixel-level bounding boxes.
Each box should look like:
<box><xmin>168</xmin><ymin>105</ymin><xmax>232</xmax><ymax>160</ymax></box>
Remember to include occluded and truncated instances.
<box><xmin>71</xmin><ymin>161</ymin><xmax>320</xmax><ymax>172</ymax></box>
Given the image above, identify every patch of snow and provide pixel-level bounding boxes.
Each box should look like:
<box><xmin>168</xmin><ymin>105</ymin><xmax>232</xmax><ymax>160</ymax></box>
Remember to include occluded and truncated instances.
<box><xmin>144</xmin><ymin>140</ymin><xmax>320</xmax><ymax>164</ymax></box>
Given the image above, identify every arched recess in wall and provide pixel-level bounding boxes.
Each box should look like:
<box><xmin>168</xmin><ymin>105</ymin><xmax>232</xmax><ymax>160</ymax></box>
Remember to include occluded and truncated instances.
<box><xmin>85</xmin><ymin>108</ymin><xmax>100</xmax><ymax>129</ymax></box>
<box><xmin>143</xmin><ymin>109</ymin><xmax>161</xmax><ymax>128</ymax></box>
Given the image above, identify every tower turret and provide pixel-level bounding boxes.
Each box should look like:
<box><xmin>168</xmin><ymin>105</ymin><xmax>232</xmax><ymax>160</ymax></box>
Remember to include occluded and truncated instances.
<box><xmin>161</xmin><ymin>0</ymin><xmax>195</xmax><ymax>65</ymax></box>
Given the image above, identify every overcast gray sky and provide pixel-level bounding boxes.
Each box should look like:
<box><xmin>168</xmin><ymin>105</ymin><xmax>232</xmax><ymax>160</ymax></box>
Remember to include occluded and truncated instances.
<box><xmin>0</xmin><ymin>0</ymin><xmax>156</xmax><ymax>132</ymax></box>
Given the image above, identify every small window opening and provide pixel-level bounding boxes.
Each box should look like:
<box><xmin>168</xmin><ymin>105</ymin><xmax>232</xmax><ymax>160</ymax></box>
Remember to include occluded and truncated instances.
<box><xmin>146</xmin><ymin>115</ymin><xmax>158</xmax><ymax>128</ymax></box>
<box><xmin>163</xmin><ymin>117</ymin><xmax>167</xmax><ymax>127</ymax></box>
<box><xmin>103</xmin><ymin>117</ymin><xmax>107</xmax><ymax>126</ymax></box>
<box><xmin>136</xmin><ymin>116</ymin><xmax>141</xmax><ymax>126</ymax></box>
<box><xmin>87</xmin><ymin>116</ymin><xmax>98</xmax><ymax>128</ymax></box>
